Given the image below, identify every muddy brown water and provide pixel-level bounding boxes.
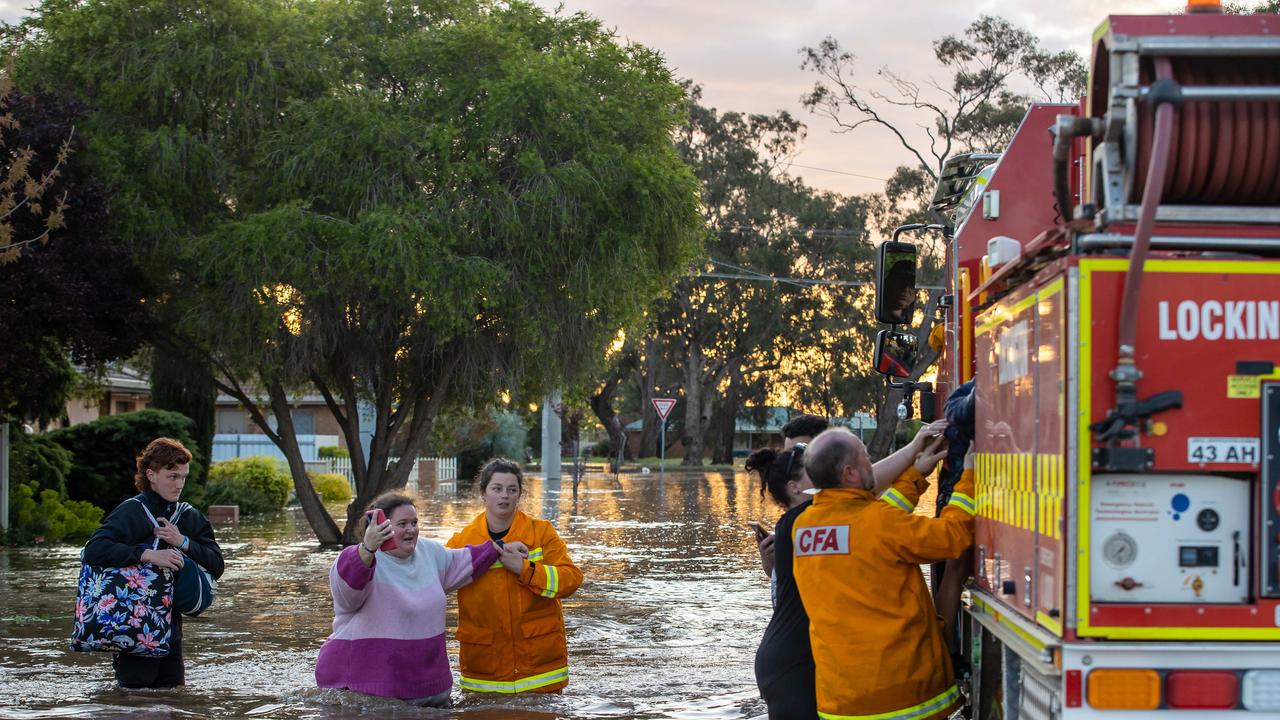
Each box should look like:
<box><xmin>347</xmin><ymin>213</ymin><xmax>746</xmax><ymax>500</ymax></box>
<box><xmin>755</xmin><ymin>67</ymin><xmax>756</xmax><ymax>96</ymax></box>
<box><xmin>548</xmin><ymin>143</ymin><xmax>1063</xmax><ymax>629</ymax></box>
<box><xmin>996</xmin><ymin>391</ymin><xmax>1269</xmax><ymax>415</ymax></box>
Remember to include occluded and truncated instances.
<box><xmin>0</xmin><ymin>472</ymin><xmax>782</xmax><ymax>719</ymax></box>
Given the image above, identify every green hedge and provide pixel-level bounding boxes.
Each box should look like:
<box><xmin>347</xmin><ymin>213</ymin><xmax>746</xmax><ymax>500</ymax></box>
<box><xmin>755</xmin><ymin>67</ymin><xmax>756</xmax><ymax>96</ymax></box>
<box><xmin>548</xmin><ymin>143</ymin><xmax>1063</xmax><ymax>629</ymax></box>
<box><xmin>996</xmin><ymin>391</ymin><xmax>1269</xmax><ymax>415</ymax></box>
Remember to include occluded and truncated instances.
<box><xmin>6</xmin><ymin>483</ymin><xmax>102</xmax><ymax>545</ymax></box>
<box><xmin>46</xmin><ymin>409</ymin><xmax>205</xmax><ymax>511</ymax></box>
<box><xmin>11</xmin><ymin>432</ymin><xmax>73</xmax><ymax>497</ymax></box>
<box><xmin>206</xmin><ymin>456</ymin><xmax>291</xmax><ymax>515</ymax></box>
<box><xmin>309</xmin><ymin>472</ymin><xmax>352</xmax><ymax>503</ymax></box>
<box><xmin>2</xmin><ymin>430</ymin><xmax>101</xmax><ymax>545</ymax></box>
<box><xmin>318</xmin><ymin>445</ymin><xmax>349</xmax><ymax>459</ymax></box>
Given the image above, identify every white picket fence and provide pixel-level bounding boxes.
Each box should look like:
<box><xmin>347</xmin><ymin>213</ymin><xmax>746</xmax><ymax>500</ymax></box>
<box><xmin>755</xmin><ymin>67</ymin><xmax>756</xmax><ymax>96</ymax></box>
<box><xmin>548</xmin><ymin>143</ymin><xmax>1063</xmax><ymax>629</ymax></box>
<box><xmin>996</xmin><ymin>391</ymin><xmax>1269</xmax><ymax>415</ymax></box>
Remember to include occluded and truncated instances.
<box><xmin>324</xmin><ymin>456</ymin><xmax>458</xmax><ymax>494</ymax></box>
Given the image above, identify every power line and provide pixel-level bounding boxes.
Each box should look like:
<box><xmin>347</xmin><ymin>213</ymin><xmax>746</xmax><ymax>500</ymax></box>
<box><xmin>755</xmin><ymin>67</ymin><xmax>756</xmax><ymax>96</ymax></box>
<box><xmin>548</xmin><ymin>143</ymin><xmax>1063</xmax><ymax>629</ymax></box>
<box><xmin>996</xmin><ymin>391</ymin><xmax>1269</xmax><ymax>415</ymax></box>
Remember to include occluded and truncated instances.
<box><xmin>699</xmin><ymin>260</ymin><xmax>943</xmax><ymax>290</ymax></box>
<box><xmin>697</xmin><ymin>271</ymin><xmax>868</xmax><ymax>287</ymax></box>
<box><xmin>786</xmin><ymin>163</ymin><xmax>888</xmax><ymax>182</ymax></box>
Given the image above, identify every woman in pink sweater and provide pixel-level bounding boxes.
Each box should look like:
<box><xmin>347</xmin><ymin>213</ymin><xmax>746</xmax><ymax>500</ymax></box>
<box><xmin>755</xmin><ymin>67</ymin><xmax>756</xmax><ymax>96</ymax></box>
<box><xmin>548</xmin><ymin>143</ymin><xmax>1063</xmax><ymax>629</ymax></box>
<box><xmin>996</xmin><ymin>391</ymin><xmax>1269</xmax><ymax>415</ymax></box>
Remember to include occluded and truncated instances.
<box><xmin>315</xmin><ymin>493</ymin><xmax>524</xmax><ymax>706</ymax></box>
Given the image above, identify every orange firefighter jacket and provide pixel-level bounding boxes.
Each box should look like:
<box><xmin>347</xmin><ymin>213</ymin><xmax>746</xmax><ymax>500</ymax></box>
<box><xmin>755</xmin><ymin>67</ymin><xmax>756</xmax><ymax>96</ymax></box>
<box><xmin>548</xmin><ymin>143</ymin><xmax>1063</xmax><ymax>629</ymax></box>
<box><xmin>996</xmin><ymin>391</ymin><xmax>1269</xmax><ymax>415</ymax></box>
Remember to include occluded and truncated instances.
<box><xmin>792</xmin><ymin>469</ymin><xmax>975</xmax><ymax>720</ymax></box>
<box><xmin>446</xmin><ymin>510</ymin><xmax>583</xmax><ymax>693</ymax></box>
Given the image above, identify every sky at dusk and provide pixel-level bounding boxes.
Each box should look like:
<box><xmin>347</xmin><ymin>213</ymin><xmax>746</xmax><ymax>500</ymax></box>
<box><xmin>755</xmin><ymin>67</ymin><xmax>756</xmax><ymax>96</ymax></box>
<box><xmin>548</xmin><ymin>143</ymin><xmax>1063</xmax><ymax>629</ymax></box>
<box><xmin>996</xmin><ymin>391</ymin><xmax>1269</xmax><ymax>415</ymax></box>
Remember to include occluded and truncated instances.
<box><xmin>0</xmin><ymin>0</ymin><xmax>1179</xmax><ymax>197</ymax></box>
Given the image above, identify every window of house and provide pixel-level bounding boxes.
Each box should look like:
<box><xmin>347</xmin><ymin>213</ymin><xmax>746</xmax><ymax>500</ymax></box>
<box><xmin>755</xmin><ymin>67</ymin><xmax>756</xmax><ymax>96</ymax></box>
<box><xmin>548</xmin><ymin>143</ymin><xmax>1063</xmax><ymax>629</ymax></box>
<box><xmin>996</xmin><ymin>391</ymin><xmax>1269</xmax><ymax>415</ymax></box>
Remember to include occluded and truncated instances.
<box><xmin>114</xmin><ymin>400</ymin><xmax>132</xmax><ymax>415</ymax></box>
<box><xmin>266</xmin><ymin>409</ymin><xmax>316</xmax><ymax>435</ymax></box>
<box><xmin>216</xmin><ymin>408</ymin><xmax>248</xmax><ymax>434</ymax></box>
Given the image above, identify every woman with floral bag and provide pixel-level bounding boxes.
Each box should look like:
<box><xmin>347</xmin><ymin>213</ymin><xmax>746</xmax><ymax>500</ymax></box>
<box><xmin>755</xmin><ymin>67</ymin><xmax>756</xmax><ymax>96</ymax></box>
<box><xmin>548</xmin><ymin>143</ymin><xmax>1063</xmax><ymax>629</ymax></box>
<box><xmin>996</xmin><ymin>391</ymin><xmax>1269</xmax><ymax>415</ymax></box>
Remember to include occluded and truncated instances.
<box><xmin>80</xmin><ymin>437</ymin><xmax>224</xmax><ymax>689</ymax></box>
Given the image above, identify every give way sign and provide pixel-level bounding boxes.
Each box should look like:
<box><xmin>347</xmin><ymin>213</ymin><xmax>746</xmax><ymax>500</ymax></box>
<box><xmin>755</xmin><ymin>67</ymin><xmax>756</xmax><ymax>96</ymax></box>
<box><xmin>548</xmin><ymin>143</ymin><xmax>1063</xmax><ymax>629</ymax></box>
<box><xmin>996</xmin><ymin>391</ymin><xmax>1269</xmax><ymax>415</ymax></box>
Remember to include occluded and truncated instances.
<box><xmin>651</xmin><ymin>398</ymin><xmax>677</xmax><ymax>421</ymax></box>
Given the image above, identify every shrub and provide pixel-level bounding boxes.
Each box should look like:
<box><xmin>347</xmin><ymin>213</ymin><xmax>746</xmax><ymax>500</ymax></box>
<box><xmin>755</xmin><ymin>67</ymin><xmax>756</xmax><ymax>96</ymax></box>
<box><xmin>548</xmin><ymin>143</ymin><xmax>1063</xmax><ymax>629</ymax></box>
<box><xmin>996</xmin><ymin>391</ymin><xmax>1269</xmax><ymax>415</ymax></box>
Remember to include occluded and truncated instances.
<box><xmin>46</xmin><ymin>409</ymin><xmax>205</xmax><ymax>511</ymax></box>
<box><xmin>207</xmin><ymin>456</ymin><xmax>291</xmax><ymax>515</ymax></box>
<box><xmin>318</xmin><ymin>445</ymin><xmax>349</xmax><ymax>459</ymax></box>
<box><xmin>204</xmin><ymin>475</ymin><xmax>273</xmax><ymax>515</ymax></box>
<box><xmin>5</xmin><ymin>482</ymin><xmax>102</xmax><ymax>545</ymax></box>
<box><xmin>11</xmin><ymin>432</ymin><xmax>73</xmax><ymax>497</ymax></box>
<box><xmin>309</xmin><ymin>472</ymin><xmax>352</xmax><ymax>504</ymax></box>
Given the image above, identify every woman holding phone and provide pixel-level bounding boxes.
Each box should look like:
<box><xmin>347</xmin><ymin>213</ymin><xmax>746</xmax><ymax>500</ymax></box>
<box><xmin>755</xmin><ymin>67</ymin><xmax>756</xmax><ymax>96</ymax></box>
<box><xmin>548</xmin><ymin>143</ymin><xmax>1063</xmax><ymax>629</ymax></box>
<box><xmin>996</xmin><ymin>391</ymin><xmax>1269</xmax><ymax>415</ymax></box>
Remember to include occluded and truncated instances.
<box><xmin>447</xmin><ymin>458</ymin><xmax>583</xmax><ymax>694</ymax></box>
<box><xmin>315</xmin><ymin>492</ymin><xmax>522</xmax><ymax>706</ymax></box>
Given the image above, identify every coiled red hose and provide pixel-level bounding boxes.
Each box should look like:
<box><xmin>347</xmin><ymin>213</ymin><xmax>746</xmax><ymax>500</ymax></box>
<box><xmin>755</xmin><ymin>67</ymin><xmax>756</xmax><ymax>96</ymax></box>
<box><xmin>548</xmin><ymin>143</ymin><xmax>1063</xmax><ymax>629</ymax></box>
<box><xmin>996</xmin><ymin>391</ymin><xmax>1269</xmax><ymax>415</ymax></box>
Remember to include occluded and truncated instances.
<box><xmin>1133</xmin><ymin>56</ymin><xmax>1280</xmax><ymax>204</ymax></box>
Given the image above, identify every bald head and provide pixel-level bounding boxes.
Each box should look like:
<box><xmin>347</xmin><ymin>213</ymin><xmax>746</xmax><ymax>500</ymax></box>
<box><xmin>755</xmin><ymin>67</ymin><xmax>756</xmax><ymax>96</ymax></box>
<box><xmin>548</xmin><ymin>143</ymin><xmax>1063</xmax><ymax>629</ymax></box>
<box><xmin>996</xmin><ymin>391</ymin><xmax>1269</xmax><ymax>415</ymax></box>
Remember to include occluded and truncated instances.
<box><xmin>803</xmin><ymin>427</ymin><xmax>875</xmax><ymax>490</ymax></box>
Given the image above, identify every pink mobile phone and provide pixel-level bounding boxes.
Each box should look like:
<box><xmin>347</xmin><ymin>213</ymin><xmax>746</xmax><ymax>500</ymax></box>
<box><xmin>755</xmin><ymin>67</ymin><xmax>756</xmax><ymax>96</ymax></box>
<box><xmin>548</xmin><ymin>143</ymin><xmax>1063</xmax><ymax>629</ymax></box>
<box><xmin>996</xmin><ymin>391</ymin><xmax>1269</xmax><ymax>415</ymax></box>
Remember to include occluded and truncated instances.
<box><xmin>366</xmin><ymin>508</ymin><xmax>397</xmax><ymax>551</ymax></box>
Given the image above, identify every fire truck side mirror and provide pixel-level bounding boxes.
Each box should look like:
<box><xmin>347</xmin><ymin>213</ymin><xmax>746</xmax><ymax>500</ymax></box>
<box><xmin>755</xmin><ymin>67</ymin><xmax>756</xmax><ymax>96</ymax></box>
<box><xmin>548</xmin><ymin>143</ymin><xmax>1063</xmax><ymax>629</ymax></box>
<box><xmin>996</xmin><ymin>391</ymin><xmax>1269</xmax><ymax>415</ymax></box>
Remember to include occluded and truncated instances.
<box><xmin>875</xmin><ymin>241</ymin><xmax>918</xmax><ymax>325</ymax></box>
<box><xmin>874</xmin><ymin>329</ymin><xmax>917</xmax><ymax>379</ymax></box>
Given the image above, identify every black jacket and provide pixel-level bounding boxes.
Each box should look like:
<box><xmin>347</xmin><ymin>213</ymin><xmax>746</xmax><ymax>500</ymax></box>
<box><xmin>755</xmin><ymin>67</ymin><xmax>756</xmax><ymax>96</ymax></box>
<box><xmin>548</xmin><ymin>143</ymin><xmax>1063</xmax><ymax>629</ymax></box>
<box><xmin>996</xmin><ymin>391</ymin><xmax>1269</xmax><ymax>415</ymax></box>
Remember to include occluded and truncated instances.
<box><xmin>83</xmin><ymin>489</ymin><xmax>225</xmax><ymax>580</ymax></box>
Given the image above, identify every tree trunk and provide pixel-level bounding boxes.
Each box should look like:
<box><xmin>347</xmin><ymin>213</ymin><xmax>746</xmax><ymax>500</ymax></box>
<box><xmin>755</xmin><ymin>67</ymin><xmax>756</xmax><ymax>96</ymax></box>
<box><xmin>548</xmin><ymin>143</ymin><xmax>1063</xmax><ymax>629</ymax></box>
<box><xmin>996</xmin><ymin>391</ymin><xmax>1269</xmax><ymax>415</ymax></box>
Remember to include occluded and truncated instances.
<box><xmin>267</xmin><ymin>382</ymin><xmax>341</xmax><ymax>544</ymax></box>
<box><xmin>680</xmin><ymin>341</ymin><xmax>705</xmax><ymax>466</ymax></box>
<box><xmin>589</xmin><ymin>376</ymin><xmax>627</xmax><ymax>472</ymax></box>
<box><xmin>636</xmin><ymin>337</ymin><xmax>661</xmax><ymax>458</ymax></box>
<box><xmin>149</xmin><ymin>342</ymin><xmax>216</xmax><ymax>484</ymax></box>
<box><xmin>711</xmin><ymin>361</ymin><xmax>741</xmax><ymax>465</ymax></box>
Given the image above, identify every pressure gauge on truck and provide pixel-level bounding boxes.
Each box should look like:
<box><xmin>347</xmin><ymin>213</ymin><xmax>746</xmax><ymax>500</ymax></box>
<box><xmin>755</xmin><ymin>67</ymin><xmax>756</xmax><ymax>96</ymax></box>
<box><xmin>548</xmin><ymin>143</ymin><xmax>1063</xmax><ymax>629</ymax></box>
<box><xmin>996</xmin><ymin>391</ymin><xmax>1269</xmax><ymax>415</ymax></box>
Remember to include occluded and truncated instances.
<box><xmin>1102</xmin><ymin>532</ymin><xmax>1138</xmax><ymax>569</ymax></box>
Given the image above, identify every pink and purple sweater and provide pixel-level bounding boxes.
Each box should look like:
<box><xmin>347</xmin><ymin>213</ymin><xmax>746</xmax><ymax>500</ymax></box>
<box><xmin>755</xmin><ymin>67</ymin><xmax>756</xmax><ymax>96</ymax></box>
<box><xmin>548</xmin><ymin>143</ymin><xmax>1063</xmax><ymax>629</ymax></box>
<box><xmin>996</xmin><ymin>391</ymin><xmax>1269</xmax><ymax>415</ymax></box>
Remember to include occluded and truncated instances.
<box><xmin>315</xmin><ymin>540</ymin><xmax>498</xmax><ymax>699</ymax></box>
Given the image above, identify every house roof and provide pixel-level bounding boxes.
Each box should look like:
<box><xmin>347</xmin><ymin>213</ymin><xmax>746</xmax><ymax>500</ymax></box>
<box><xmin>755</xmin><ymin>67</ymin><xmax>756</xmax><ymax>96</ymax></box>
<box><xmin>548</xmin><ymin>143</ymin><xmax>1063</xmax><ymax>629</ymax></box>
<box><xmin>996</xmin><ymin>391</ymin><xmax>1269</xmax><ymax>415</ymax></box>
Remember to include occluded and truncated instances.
<box><xmin>75</xmin><ymin>364</ymin><xmax>151</xmax><ymax>394</ymax></box>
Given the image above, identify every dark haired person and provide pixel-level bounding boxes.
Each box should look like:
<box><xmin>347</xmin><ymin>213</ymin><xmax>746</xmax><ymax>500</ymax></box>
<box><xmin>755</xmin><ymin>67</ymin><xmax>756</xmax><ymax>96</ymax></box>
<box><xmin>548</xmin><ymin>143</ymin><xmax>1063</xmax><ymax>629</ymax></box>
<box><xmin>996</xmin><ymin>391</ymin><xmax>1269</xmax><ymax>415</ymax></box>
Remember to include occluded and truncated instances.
<box><xmin>792</xmin><ymin>428</ymin><xmax>975</xmax><ymax>720</ymax></box>
<box><xmin>780</xmin><ymin>414</ymin><xmax>829</xmax><ymax>449</ymax></box>
<box><xmin>82</xmin><ymin>437</ymin><xmax>224</xmax><ymax>689</ymax></box>
<box><xmin>316</xmin><ymin>492</ymin><xmax>510</xmax><ymax>706</ymax></box>
<box><xmin>746</xmin><ymin>428</ymin><xmax>947</xmax><ymax>720</ymax></box>
<box><xmin>446</xmin><ymin>458</ymin><xmax>583</xmax><ymax>694</ymax></box>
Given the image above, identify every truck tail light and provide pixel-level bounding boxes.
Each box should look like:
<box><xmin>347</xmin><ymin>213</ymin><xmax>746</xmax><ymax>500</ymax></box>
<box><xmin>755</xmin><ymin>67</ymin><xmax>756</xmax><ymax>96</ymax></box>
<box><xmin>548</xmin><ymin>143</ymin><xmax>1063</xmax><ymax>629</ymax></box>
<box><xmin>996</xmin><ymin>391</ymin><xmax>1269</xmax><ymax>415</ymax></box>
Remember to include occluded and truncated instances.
<box><xmin>1088</xmin><ymin>669</ymin><xmax>1161</xmax><ymax>710</ymax></box>
<box><xmin>1243</xmin><ymin>670</ymin><xmax>1280</xmax><ymax>712</ymax></box>
<box><xmin>1166</xmin><ymin>670</ymin><xmax>1238</xmax><ymax>709</ymax></box>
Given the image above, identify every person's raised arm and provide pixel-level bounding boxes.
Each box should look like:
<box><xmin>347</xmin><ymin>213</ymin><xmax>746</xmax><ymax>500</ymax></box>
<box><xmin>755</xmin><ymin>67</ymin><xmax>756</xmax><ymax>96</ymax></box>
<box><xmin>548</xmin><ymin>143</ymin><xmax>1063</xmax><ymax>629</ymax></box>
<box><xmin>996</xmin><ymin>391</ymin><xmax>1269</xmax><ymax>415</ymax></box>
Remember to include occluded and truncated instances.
<box><xmin>871</xmin><ymin>419</ymin><xmax>948</xmax><ymax>494</ymax></box>
<box><xmin>883</xmin><ymin>450</ymin><xmax>976</xmax><ymax>564</ymax></box>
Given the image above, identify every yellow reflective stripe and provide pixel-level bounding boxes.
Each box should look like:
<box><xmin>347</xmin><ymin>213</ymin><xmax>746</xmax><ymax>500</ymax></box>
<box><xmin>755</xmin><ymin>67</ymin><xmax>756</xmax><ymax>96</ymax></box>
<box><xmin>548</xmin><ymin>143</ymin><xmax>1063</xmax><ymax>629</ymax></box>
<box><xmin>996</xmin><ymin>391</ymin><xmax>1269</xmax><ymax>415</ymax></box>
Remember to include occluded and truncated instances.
<box><xmin>541</xmin><ymin>564</ymin><xmax>559</xmax><ymax>598</ymax></box>
<box><xmin>528</xmin><ymin>547</ymin><xmax>544</xmax><ymax>561</ymax></box>
<box><xmin>489</xmin><ymin>561</ymin><xmax>503</xmax><ymax>569</ymax></box>
<box><xmin>948</xmin><ymin>492</ymin><xmax>976</xmax><ymax>516</ymax></box>
<box><xmin>818</xmin><ymin>685</ymin><xmax>960</xmax><ymax>720</ymax></box>
<box><xmin>460</xmin><ymin>666</ymin><xmax>568</xmax><ymax>693</ymax></box>
<box><xmin>880</xmin><ymin>488</ymin><xmax>914</xmax><ymax>513</ymax></box>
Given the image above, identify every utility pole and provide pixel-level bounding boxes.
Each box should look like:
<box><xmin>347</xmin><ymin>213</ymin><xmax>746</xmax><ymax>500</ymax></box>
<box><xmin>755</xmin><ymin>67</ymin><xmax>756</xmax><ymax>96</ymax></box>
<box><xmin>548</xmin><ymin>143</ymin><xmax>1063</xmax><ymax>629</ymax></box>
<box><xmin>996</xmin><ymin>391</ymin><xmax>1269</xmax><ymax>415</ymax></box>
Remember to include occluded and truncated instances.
<box><xmin>1</xmin><ymin>423</ymin><xmax>10</xmax><ymax>533</ymax></box>
<box><xmin>540</xmin><ymin>391</ymin><xmax>562</xmax><ymax>481</ymax></box>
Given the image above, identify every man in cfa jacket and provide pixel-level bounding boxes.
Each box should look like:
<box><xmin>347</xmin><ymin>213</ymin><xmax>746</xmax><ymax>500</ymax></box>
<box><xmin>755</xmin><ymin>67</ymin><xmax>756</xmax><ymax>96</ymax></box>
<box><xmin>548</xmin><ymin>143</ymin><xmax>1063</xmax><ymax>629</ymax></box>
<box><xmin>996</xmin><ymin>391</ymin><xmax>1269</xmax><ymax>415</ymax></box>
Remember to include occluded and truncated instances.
<box><xmin>792</xmin><ymin>427</ymin><xmax>975</xmax><ymax>720</ymax></box>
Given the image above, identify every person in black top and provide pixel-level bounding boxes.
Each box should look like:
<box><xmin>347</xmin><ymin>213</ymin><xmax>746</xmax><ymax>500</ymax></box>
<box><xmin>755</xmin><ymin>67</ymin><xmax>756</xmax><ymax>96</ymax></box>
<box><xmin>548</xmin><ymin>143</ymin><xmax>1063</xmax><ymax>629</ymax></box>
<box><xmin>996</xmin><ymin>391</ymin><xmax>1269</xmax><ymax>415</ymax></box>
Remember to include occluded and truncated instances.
<box><xmin>82</xmin><ymin>437</ymin><xmax>225</xmax><ymax>689</ymax></box>
<box><xmin>747</xmin><ymin>444</ymin><xmax>817</xmax><ymax>720</ymax></box>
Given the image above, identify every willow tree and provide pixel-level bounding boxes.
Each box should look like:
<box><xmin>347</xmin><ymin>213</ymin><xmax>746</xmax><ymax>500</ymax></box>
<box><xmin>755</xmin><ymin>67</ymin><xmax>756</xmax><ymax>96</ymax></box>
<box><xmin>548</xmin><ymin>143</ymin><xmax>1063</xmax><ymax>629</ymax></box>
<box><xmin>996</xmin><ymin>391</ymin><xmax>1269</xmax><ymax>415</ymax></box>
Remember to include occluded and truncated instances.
<box><xmin>11</xmin><ymin>0</ymin><xmax>701</xmax><ymax>543</ymax></box>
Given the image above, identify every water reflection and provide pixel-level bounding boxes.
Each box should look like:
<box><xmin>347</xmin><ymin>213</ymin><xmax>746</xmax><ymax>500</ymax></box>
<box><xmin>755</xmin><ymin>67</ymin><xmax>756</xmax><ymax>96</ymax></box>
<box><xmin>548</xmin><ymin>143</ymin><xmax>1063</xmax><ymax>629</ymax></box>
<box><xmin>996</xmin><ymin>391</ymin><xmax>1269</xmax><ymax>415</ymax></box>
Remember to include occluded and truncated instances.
<box><xmin>0</xmin><ymin>472</ymin><xmax>773</xmax><ymax>719</ymax></box>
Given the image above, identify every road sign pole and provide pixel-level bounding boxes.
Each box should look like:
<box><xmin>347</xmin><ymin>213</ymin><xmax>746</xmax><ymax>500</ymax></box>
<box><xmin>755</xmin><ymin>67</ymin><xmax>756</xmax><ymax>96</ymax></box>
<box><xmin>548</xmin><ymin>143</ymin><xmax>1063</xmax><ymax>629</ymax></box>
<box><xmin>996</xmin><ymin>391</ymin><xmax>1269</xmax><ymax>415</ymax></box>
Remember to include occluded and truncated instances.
<box><xmin>650</xmin><ymin>398</ymin><xmax>677</xmax><ymax>485</ymax></box>
<box><xmin>659</xmin><ymin>422</ymin><xmax>665</xmax><ymax>484</ymax></box>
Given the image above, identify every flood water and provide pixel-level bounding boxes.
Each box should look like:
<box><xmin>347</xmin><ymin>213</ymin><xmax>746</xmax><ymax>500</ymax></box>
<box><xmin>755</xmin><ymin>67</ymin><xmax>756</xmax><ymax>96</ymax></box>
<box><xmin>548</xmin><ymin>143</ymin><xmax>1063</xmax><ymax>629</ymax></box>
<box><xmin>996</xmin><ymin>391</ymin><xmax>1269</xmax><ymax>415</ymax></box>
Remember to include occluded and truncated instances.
<box><xmin>0</xmin><ymin>472</ymin><xmax>781</xmax><ymax>719</ymax></box>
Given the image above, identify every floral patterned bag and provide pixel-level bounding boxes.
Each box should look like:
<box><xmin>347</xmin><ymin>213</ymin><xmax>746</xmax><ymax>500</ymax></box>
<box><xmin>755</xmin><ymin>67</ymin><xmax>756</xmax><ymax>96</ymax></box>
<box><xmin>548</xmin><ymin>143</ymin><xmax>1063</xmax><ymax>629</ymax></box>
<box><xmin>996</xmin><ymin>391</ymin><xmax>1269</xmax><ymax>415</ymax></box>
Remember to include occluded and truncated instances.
<box><xmin>68</xmin><ymin>498</ymin><xmax>175</xmax><ymax>657</ymax></box>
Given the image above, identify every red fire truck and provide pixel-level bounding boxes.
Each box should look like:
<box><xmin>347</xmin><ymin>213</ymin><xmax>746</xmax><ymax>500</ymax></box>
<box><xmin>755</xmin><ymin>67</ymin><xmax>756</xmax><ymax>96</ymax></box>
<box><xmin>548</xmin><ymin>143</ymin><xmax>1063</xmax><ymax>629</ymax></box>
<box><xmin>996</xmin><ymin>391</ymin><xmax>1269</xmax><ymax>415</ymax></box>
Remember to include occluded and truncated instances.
<box><xmin>872</xmin><ymin>2</ymin><xmax>1280</xmax><ymax>717</ymax></box>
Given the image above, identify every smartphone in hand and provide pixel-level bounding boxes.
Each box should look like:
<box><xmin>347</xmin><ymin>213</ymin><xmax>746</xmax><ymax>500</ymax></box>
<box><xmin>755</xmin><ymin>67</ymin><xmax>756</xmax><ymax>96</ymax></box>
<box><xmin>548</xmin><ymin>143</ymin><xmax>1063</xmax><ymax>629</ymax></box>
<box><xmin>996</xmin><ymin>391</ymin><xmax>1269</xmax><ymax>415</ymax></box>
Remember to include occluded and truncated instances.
<box><xmin>748</xmin><ymin>520</ymin><xmax>771</xmax><ymax>542</ymax></box>
<box><xmin>365</xmin><ymin>508</ymin><xmax>398</xmax><ymax>552</ymax></box>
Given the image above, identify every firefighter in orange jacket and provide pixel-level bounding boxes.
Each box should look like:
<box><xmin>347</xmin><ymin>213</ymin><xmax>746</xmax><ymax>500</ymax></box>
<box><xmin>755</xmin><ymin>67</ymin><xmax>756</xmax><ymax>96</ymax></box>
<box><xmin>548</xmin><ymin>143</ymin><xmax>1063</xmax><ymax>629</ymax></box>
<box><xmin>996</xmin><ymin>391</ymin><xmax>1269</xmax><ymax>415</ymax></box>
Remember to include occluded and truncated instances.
<box><xmin>793</xmin><ymin>428</ymin><xmax>975</xmax><ymax>720</ymax></box>
<box><xmin>446</xmin><ymin>458</ymin><xmax>583</xmax><ymax>694</ymax></box>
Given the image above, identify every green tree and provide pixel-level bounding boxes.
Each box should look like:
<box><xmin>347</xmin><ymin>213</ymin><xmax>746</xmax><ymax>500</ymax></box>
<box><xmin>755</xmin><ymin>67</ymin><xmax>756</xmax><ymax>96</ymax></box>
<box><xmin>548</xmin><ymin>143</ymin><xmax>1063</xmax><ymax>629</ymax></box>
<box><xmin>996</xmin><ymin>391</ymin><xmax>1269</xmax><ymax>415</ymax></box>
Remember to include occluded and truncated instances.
<box><xmin>800</xmin><ymin>15</ymin><xmax>1086</xmax><ymax>457</ymax></box>
<box><xmin>657</xmin><ymin>92</ymin><xmax>879</xmax><ymax>465</ymax></box>
<box><xmin>802</xmin><ymin>15</ymin><xmax>1085</xmax><ymax>234</ymax></box>
<box><xmin>11</xmin><ymin>0</ymin><xmax>701</xmax><ymax>543</ymax></box>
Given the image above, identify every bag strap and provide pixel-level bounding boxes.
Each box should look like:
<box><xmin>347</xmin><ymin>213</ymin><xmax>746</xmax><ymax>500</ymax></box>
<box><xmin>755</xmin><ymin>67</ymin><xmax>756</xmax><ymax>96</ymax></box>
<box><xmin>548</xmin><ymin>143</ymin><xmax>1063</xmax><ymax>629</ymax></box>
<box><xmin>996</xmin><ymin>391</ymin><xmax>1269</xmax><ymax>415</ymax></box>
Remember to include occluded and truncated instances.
<box><xmin>131</xmin><ymin>496</ymin><xmax>162</xmax><ymax>551</ymax></box>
